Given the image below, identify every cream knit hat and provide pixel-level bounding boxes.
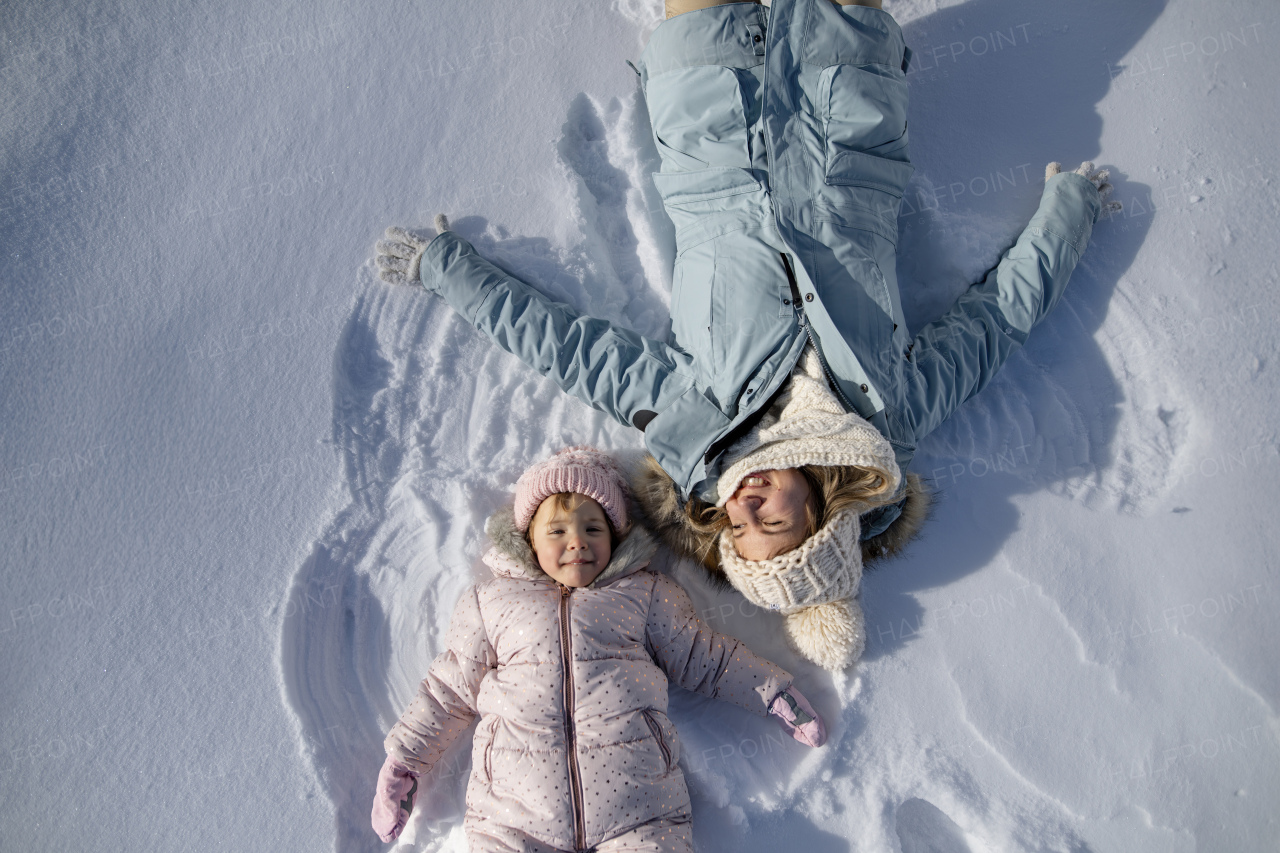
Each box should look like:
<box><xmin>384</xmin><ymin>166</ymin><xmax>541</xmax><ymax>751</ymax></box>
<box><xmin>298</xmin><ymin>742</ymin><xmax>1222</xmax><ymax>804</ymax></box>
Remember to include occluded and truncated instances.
<box><xmin>715</xmin><ymin>347</ymin><xmax>899</xmax><ymax>505</ymax></box>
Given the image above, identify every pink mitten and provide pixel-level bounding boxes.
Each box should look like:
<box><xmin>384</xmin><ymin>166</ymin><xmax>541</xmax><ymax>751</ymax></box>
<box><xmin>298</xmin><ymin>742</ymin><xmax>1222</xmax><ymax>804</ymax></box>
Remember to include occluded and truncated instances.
<box><xmin>770</xmin><ymin>686</ymin><xmax>827</xmax><ymax>748</ymax></box>
<box><xmin>371</xmin><ymin>755</ymin><xmax>419</xmax><ymax>843</ymax></box>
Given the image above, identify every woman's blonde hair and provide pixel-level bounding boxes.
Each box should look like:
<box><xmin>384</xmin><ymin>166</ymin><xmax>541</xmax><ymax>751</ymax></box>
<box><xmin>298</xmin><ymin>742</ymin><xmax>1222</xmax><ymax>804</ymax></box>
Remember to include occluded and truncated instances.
<box><xmin>682</xmin><ymin>466</ymin><xmax>897</xmax><ymax>568</ymax></box>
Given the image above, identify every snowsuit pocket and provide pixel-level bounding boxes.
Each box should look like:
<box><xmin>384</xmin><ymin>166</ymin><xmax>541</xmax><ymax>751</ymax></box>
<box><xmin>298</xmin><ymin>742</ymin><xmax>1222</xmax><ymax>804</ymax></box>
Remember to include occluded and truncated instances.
<box><xmin>640</xmin><ymin>709</ymin><xmax>674</xmax><ymax>773</ymax></box>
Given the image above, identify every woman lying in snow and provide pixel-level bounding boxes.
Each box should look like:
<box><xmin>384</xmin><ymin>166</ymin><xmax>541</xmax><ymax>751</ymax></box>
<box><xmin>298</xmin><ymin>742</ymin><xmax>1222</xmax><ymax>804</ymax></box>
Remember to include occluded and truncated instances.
<box><xmin>374</xmin><ymin>0</ymin><xmax>1119</xmax><ymax>671</ymax></box>
<box><xmin>371</xmin><ymin>447</ymin><xmax>825</xmax><ymax>850</ymax></box>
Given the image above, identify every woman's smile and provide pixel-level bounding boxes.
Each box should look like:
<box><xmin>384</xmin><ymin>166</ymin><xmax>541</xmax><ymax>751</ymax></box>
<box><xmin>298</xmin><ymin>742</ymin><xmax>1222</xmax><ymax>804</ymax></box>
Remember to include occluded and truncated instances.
<box><xmin>725</xmin><ymin>468</ymin><xmax>812</xmax><ymax>560</ymax></box>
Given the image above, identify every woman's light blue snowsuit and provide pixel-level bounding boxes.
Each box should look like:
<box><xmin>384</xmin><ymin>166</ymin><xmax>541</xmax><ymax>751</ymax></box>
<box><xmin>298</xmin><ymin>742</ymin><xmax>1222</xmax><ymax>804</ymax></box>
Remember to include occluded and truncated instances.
<box><xmin>415</xmin><ymin>0</ymin><xmax>1102</xmax><ymax>535</ymax></box>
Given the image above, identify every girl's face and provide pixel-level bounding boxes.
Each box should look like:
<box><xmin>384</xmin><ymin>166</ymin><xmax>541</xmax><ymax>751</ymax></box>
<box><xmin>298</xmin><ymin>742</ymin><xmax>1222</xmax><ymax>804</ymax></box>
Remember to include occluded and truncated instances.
<box><xmin>725</xmin><ymin>468</ymin><xmax>812</xmax><ymax>560</ymax></box>
<box><xmin>529</xmin><ymin>494</ymin><xmax>613</xmax><ymax>588</ymax></box>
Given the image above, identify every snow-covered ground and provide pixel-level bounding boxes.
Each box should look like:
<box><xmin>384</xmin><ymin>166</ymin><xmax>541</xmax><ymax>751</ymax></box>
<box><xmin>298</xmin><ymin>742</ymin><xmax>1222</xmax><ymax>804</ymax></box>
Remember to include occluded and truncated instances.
<box><xmin>2</xmin><ymin>0</ymin><xmax>1277</xmax><ymax>850</ymax></box>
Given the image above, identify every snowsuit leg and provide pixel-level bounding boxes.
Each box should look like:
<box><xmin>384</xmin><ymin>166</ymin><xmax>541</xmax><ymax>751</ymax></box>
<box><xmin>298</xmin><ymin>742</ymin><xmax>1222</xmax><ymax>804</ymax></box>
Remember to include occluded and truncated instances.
<box><xmin>641</xmin><ymin>1</ymin><xmax>787</xmax><ymax>406</ymax></box>
<box><xmin>771</xmin><ymin>0</ymin><xmax>916</xmax><ymax>417</ymax></box>
<box><xmin>464</xmin><ymin>812</ymin><xmax>692</xmax><ymax>852</ymax></box>
<box><xmin>463</xmin><ymin>813</ymin><xmax>565</xmax><ymax>853</ymax></box>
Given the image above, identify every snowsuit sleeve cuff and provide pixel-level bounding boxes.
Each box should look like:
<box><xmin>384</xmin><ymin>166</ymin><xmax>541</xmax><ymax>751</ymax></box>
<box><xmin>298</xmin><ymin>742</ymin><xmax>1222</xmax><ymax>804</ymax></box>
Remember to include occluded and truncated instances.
<box><xmin>1032</xmin><ymin>172</ymin><xmax>1104</xmax><ymax>256</ymax></box>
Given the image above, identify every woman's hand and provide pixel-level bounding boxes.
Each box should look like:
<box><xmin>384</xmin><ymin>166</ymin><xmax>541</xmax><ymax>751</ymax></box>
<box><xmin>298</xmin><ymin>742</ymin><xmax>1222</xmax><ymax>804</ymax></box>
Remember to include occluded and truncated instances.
<box><xmin>371</xmin><ymin>755</ymin><xmax>419</xmax><ymax>843</ymax></box>
<box><xmin>1046</xmin><ymin>161</ymin><xmax>1122</xmax><ymax>216</ymax></box>
<box><xmin>374</xmin><ymin>215</ymin><xmax>450</xmax><ymax>286</ymax></box>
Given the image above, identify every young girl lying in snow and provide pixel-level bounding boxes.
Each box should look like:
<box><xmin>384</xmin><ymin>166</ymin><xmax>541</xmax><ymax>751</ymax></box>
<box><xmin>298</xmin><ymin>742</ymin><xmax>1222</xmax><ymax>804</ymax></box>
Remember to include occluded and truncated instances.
<box><xmin>371</xmin><ymin>447</ymin><xmax>825</xmax><ymax>851</ymax></box>
<box><xmin>374</xmin><ymin>0</ymin><xmax>1121</xmax><ymax>676</ymax></box>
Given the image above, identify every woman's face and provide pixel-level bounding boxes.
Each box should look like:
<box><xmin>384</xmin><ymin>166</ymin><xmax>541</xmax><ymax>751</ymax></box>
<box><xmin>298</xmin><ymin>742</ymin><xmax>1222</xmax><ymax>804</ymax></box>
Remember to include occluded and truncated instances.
<box><xmin>724</xmin><ymin>469</ymin><xmax>812</xmax><ymax>560</ymax></box>
<box><xmin>529</xmin><ymin>494</ymin><xmax>613</xmax><ymax>587</ymax></box>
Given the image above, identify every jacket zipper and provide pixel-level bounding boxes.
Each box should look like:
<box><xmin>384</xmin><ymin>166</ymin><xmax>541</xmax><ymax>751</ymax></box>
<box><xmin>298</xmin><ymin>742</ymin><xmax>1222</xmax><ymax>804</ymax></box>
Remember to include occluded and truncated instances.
<box><xmin>780</xmin><ymin>252</ymin><xmax>861</xmax><ymax>414</ymax></box>
<box><xmin>559</xmin><ymin>584</ymin><xmax>586</xmax><ymax>852</ymax></box>
<box><xmin>760</xmin><ymin>9</ymin><xmax>858</xmax><ymax>417</ymax></box>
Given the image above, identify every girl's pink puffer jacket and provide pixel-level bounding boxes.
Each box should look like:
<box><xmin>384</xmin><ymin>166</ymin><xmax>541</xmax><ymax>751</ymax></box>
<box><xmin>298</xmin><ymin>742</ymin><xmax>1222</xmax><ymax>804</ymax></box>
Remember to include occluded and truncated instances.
<box><xmin>384</xmin><ymin>506</ymin><xmax>794</xmax><ymax>851</ymax></box>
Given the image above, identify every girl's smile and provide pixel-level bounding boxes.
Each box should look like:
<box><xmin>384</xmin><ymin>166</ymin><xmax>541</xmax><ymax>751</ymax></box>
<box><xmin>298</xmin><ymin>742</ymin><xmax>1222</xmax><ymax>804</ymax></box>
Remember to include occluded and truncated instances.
<box><xmin>529</xmin><ymin>494</ymin><xmax>614</xmax><ymax>587</ymax></box>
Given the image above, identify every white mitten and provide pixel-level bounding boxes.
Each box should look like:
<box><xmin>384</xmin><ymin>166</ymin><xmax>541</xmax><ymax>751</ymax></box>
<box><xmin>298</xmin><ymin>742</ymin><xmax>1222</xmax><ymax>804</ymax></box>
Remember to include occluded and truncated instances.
<box><xmin>374</xmin><ymin>214</ymin><xmax>451</xmax><ymax>286</ymax></box>
<box><xmin>782</xmin><ymin>597</ymin><xmax>866</xmax><ymax>671</ymax></box>
<box><xmin>1045</xmin><ymin>161</ymin><xmax>1122</xmax><ymax>216</ymax></box>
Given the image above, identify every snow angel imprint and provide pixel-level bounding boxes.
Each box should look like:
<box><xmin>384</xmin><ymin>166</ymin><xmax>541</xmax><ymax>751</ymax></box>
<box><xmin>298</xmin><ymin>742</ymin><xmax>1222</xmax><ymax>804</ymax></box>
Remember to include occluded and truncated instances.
<box><xmin>373</xmin><ymin>0</ymin><xmax>1119</xmax><ymax>671</ymax></box>
<box><xmin>370</xmin><ymin>447</ymin><xmax>826</xmax><ymax>851</ymax></box>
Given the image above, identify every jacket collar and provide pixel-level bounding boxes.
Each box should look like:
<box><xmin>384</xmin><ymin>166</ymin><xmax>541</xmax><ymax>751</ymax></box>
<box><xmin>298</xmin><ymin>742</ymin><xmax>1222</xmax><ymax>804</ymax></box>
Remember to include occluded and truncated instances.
<box><xmin>482</xmin><ymin>504</ymin><xmax>657</xmax><ymax>588</ymax></box>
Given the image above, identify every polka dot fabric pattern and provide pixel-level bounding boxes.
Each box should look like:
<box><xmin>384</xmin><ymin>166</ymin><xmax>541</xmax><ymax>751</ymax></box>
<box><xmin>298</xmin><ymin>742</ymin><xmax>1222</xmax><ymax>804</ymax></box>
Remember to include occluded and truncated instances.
<box><xmin>383</xmin><ymin>516</ymin><xmax>793</xmax><ymax>850</ymax></box>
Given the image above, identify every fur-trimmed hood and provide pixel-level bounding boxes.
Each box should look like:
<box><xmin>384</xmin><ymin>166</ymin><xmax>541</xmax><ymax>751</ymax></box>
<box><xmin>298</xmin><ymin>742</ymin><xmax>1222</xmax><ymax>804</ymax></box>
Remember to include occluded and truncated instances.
<box><xmin>482</xmin><ymin>504</ymin><xmax>659</xmax><ymax>587</ymax></box>
<box><xmin>632</xmin><ymin>455</ymin><xmax>931</xmax><ymax>576</ymax></box>
<box><xmin>859</xmin><ymin>472</ymin><xmax>931</xmax><ymax>562</ymax></box>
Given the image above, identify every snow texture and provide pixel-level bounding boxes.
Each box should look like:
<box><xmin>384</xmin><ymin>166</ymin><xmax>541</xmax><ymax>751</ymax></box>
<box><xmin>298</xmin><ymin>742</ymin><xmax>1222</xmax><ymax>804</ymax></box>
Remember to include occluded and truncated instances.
<box><xmin>2</xmin><ymin>1</ymin><xmax>1278</xmax><ymax>851</ymax></box>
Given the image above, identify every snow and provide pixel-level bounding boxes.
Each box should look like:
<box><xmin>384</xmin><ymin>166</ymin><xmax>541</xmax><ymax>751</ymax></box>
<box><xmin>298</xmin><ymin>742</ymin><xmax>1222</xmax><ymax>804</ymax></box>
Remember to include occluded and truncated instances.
<box><xmin>2</xmin><ymin>0</ymin><xmax>1277</xmax><ymax>851</ymax></box>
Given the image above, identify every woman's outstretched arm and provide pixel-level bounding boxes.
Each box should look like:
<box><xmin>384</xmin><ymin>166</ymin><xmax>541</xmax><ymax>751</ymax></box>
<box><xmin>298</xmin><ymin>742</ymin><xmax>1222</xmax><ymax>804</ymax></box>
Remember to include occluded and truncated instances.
<box><xmin>402</xmin><ymin>228</ymin><xmax>699</xmax><ymax>432</ymax></box>
<box><xmin>901</xmin><ymin>164</ymin><xmax>1115</xmax><ymax>442</ymax></box>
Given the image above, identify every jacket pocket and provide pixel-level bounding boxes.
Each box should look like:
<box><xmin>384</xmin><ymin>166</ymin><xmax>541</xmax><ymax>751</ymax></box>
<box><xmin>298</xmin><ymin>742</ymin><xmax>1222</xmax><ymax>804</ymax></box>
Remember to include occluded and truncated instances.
<box><xmin>647</xmin><ymin>66</ymin><xmax>752</xmax><ymax>172</ymax></box>
<box><xmin>654</xmin><ymin>169</ymin><xmax>762</xmax><ymax>386</ymax></box>
<box><xmin>652</xmin><ymin>167</ymin><xmax>768</xmax><ymax>242</ymax></box>
<box><xmin>707</xmin><ymin>228</ymin><xmax>792</xmax><ymax>377</ymax></box>
<box><xmin>667</xmin><ymin>239</ymin><xmax>716</xmax><ymax>364</ymax></box>
<box><xmin>472</xmin><ymin>720</ymin><xmax>496</xmax><ymax>786</ymax></box>
<box><xmin>812</xmin><ymin>219</ymin><xmax>896</xmax><ymax>315</ymax></box>
<box><xmin>819</xmin><ymin>63</ymin><xmax>914</xmax><ymax>193</ymax></box>
<box><xmin>641</xmin><ymin>709</ymin><xmax>673</xmax><ymax>773</ymax></box>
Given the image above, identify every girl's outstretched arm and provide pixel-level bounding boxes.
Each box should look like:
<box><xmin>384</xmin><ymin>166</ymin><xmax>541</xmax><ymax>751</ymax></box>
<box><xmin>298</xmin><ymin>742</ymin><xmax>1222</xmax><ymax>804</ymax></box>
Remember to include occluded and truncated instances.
<box><xmin>644</xmin><ymin>572</ymin><xmax>826</xmax><ymax>745</ymax></box>
<box><xmin>645</xmin><ymin>572</ymin><xmax>791</xmax><ymax>713</ymax></box>
<box><xmin>373</xmin><ymin>585</ymin><xmax>494</xmax><ymax>842</ymax></box>
<box><xmin>383</xmin><ymin>585</ymin><xmax>494</xmax><ymax>774</ymax></box>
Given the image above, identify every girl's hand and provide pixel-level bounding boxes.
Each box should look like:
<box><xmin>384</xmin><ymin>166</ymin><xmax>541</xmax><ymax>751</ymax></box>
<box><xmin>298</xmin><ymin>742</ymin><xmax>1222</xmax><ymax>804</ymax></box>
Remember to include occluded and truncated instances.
<box><xmin>770</xmin><ymin>686</ymin><xmax>827</xmax><ymax>748</ymax></box>
<box><xmin>371</xmin><ymin>755</ymin><xmax>419</xmax><ymax>843</ymax></box>
<box><xmin>374</xmin><ymin>215</ymin><xmax>450</xmax><ymax>286</ymax></box>
<box><xmin>1045</xmin><ymin>161</ymin><xmax>1122</xmax><ymax>216</ymax></box>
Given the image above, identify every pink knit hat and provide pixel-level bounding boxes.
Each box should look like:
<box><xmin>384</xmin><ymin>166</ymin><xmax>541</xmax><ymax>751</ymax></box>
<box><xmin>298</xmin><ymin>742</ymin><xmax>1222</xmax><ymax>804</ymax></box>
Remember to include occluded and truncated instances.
<box><xmin>514</xmin><ymin>446</ymin><xmax>630</xmax><ymax>533</ymax></box>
